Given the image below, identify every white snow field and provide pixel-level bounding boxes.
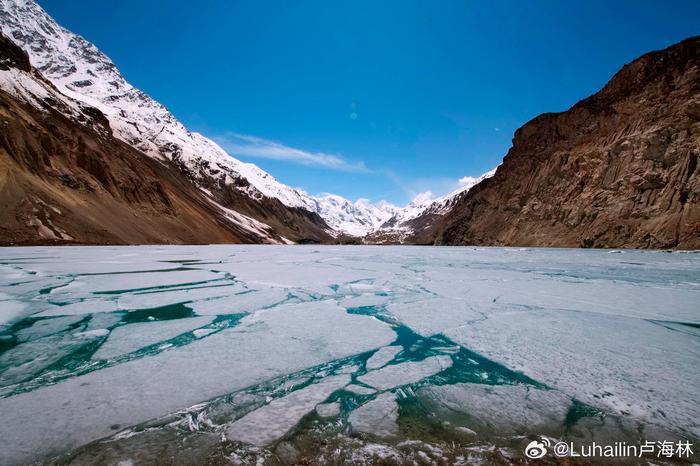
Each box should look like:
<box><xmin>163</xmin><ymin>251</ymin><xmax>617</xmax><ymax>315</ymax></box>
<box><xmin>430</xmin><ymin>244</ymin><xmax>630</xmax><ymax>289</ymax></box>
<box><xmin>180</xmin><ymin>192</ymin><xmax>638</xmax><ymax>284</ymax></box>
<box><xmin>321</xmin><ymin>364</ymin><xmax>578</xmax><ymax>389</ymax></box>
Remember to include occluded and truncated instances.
<box><xmin>0</xmin><ymin>245</ymin><xmax>698</xmax><ymax>464</ymax></box>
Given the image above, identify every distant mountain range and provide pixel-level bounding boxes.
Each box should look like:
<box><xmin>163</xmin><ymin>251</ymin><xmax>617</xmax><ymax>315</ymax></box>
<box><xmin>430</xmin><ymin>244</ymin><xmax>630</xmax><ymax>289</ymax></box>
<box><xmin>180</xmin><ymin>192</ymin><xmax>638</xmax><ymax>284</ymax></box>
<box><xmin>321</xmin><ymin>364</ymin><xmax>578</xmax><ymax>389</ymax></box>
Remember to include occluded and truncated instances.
<box><xmin>0</xmin><ymin>0</ymin><xmax>697</xmax><ymax>248</ymax></box>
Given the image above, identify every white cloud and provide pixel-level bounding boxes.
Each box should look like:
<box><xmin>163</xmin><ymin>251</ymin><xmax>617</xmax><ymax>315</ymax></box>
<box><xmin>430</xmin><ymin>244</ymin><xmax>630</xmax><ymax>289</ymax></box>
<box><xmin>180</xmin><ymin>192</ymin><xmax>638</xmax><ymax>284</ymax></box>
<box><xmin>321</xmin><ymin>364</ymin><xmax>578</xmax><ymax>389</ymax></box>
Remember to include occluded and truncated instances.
<box><xmin>214</xmin><ymin>132</ymin><xmax>369</xmax><ymax>172</ymax></box>
<box><xmin>409</xmin><ymin>191</ymin><xmax>435</xmax><ymax>205</ymax></box>
<box><xmin>403</xmin><ymin>168</ymin><xmax>497</xmax><ymax>206</ymax></box>
<box><xmin>457</xmin><ymin>175</ymin><xmax>479</xmax><ymax>187</ymax></box>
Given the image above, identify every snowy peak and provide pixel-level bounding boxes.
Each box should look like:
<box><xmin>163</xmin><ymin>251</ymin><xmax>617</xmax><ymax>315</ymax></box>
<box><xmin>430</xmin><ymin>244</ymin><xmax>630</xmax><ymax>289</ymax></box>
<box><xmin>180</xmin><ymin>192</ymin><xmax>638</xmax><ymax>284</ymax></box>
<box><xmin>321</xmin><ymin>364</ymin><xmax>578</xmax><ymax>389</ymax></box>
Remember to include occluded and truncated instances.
<box><xmin>0</xmin><ymin>30</ymin><xmax>302</xmax><ymax>244</ymax></box>
<box><xmin>0</xmin><ymin>0</ymin><xmax>499</xmax><ymax>242</ymax></box>
<box><xmin>0</xmin><ymin>0</ymin><xmax>316</xmax><ymax>210</ymax></box>
<box><xmin>381</xmin><ymin>168</ymin><xmax>497</xmax><ymax>229</ymax></box>
<box><xmin>309</xmin><ymin>167</ymin><xmax>496</xmax><ymax>240</ymax></box>
<box><xmin>309</xmin><ymin>194</ymin><xmax>399</xmax><ymax>237</ymax></box>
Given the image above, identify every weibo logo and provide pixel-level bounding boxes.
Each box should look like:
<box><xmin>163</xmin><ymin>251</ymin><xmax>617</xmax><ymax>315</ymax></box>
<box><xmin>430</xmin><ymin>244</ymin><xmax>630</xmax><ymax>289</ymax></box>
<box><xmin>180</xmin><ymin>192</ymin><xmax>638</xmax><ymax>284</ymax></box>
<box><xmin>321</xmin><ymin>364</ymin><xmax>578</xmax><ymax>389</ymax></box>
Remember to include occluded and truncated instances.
<box><xmin>524</xmin><ymin>437</ymin><xmax>551</xmax><ymax>459</ymax></box>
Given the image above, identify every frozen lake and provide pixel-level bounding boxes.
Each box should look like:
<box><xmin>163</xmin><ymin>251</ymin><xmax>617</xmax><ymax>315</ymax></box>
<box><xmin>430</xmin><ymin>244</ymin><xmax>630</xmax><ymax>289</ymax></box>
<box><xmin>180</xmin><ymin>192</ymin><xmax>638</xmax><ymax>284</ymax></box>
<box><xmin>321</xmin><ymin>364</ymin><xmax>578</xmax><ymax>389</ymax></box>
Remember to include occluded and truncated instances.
<box><xmin>0</xmin><ymin>245</ymin><xmax>698</xmax><ymax>464</ymax></box>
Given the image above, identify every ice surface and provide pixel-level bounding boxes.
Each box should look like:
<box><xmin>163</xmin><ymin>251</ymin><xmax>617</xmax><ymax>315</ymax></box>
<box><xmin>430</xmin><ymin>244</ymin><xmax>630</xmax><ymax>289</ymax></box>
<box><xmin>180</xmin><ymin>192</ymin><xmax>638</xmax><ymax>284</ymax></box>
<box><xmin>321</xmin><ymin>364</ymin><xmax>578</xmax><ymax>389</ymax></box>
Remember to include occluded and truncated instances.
<box><xmin>74</xmin><ymin>329</ymin><xmax>109</xmax><ymax>338</ymax></box>
<box><xmin>316</xmin><ymin>401</ymin><xmax>342</xmax><ymax>418</ymax></box>
<box><xmin>445</xmin><ymin>308</ymin><xmax>700</xmax><ymax>438</ymax></box>
<box><xmin>36</xmin><ymin>299</ymin><xmax>119</xmax><ymax>317</ymax></box>
<box><xmin>336</xmin><ymin>364</ymin><xmax>360</xmax><ymax>375</ymax></box>
<box><xmin>212</xmin><ymin>259</ymin><xmax>375</xmax><ymax>295</ymax></box>
<box><xmin>0</xmin><ymin>330</ymin><xmax>103</xmax><ymax>387</ymax></box>
<box><xmin>419</xmin><ymin>383</ymin><xmax>572</xmax><ymax>435</ymax></box>
<box><xmin>192</xmin><ymin>328</ymin><xmax>217</xmax><ymax>339</ymax></box>
<box><xmin>92</xmin><ymin>317</ymin><xmax>213</xmax><ymax>360</ymax></box>
<box><xmin>358</xmin><ymin>355</ymin><xmax>453</xmax><ymax>390</ymax></box>
<box><xmin>349</xmin><ymin>392</ymin><xmax>399</xmax><ymax>437</ymax></box>
<box><xmin>15</xmin><ymin>315</ymin><xmax>85</xmax><ymax>342</ymax></box>
<box><xmin>51</xmin><ymin>269</ymin><xmax>224</xmax><ymax>296</ymax></box>
<box><xmin>339</xmin><ymin>293</ymin><xmax>390</xmax><ymax>309</ymax></box>
<box><xmin>0</xmin><ymin>245</ymin><xmax>698</xmax><ymax>463</ymax></box>
<box><xmin>0</xmin><ymin>252</ymin><xmax>176</xmax><ymax>276</ymax></box>
<box><xmin>386</xmin><ymin>298</ymin><xmax>485</xmax><ymax>337</ymax></box>
<box><xmin>187</xmin><ymin>288</ymin><xmax>290</xmax><ymax>315</ymax></box>
<box><xmin>115</xmin><ymin>283</ymin><xmax>244</xmax><ymax>311</ymax></box>
<box><xmin>84</xmin><ymin>313</ymin><xmax>124</xmax><ymax>332</ymax></box>
<box><xmin>365</xmin><ymin>345</ymin><xmax>402</xmax><ymax>370</ymax></box>
<box><xmin>226</xmin><ymin>375</ymin><xmax>349</xmax><ymax>445</ymax></box>
<box><xmin>0</xmin><ymin>294</ymin><xmax>26</xmax><ymax>326</ymax></box>
<box><xmin>345</xmin><ymin>384</ymin><xmax>377</xmax><ymax>395</ymax></box>
<box><xmin>0</xmin><ymin>298</ymin><xmax>393</xmax><ymax>464</ymax></box>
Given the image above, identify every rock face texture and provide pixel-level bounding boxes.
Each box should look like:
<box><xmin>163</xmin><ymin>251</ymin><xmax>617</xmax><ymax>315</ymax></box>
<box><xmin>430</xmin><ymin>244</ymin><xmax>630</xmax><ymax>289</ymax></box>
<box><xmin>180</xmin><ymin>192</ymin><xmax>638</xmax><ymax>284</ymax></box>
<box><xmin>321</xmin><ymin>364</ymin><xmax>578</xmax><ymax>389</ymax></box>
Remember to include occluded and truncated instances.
<box><xmin>437</xmin><ymin>36</ymin><xmax>700</xmax><ymax>249</ymax></box>
<box><xmin>0</xmin><ymin>34</ymin><xmax>329</xmax><ymax>245</ymax></box>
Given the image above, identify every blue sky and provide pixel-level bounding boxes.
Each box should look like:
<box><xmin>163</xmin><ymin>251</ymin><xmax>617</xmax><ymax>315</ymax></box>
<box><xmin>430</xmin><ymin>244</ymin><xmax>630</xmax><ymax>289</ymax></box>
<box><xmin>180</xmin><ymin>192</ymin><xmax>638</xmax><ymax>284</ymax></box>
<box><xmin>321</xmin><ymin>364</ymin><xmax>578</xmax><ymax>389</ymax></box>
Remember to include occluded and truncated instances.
<box><xmin>39</xmin><ymin>0</ymin><xmax>700</xmax><ymax>205</ymax></box>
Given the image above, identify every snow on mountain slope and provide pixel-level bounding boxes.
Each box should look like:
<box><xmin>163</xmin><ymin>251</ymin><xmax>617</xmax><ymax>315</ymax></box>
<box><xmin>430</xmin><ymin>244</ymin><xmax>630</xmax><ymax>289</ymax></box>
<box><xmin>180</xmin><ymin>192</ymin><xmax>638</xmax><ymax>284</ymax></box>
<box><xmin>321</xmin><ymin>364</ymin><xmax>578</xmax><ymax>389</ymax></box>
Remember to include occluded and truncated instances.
<box><xmin>0</xmin><ymin>0</ymin><xmax>392</xmax><ymax>238</ymax></box>
<box><xmin>308</xmin><ymin>168</ymin><xmax>496</xmax><ymax>239</ymax></box>
<box><xmin>0</xmin><ymin>60</ymin><xmax>83</xmax><ymax>123</ymax></box>
<box><xmin>309</xmin><ymin>195</ymin><xmax>399</xmax><ymax>237</ymax></box>
<box><xmin>0</xmin><ymin>0</ymin><xmax>496</xmax><ymax>240</ymax></box>
<box><xmin>0</xmin><ymin>37</ymin><xmax>297</xmax><ymax>243</ymax></box>
<box><xmin>381</xmin><ymin>168</ymin><xmax>497</xmax><ymax>229</ymax></box>
<box><xmin>0</xmin><ymin>0</ymin><xmax>316</xmax><ymax>210</ymax></box>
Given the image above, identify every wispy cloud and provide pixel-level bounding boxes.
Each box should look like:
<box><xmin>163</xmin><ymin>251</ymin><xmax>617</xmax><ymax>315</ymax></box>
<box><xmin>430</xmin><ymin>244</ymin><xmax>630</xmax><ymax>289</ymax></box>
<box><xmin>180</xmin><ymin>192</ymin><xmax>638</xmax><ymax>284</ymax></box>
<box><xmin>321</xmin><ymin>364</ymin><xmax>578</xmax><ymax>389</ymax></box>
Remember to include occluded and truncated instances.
<box><xmin>395</xmin><ymin>168</ymin><xmax>496</xmax><ymax>205</ymax></box>
<box><xmin>214</xmin><ymin>132</ymin><xmax>369</xmax><ymax>172</ymax></box>
<box><xmin>457</xmin><ymin>175</ymin><xmax>479</xmax><ymax>187</ymax></box>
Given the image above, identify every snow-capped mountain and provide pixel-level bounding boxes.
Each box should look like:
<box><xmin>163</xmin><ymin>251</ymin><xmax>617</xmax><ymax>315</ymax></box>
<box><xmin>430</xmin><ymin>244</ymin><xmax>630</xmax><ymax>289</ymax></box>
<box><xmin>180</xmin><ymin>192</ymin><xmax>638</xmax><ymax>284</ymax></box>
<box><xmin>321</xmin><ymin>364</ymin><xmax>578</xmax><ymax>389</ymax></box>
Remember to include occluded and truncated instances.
<box><xmin>309</xmin><ymin>195</ymin><xmax>399</xmax><ymax>237</ymax></box>
<box><xmin>0</xmin><ymin>31</ymin><xmax>293</xmax><ymax>244</ymax></box>
<box><xmin>359</xmin><ymin>168</ymin><xmax>496</xmax><ymax>244</ymax></box>
<box><xmin>0</xmin><ymin>0</ymin><xmax>322</xmax><ymax>210</ymax></box>
<box><xmin>381</xmin><ymin>169</ymin><xmax>497</xmax><ymax>230</ymax></box>
<box><xmin>0</xmin><ymin>0</ymin><xmax>347</xmax><ymax>245</ymax></box>
<box><xmin>0</xmin><ymin>0</ymin><xmax>496</xmax><ymax>243</ymax></box>
<box><xmin>306</xmin><ymin>169</ymin><xmax>496</xmax><ymax>239</ymax></box>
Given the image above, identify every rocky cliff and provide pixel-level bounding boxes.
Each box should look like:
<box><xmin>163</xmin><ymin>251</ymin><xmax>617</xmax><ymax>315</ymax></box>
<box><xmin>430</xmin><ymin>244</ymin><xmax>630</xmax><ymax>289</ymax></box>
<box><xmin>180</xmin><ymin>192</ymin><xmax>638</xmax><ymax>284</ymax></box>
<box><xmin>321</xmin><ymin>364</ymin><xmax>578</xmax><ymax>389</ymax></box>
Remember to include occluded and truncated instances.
<box><xmin>437</xmin><ymin>36</ymin><xmax>700</xmax><ymax>249</ymax></box>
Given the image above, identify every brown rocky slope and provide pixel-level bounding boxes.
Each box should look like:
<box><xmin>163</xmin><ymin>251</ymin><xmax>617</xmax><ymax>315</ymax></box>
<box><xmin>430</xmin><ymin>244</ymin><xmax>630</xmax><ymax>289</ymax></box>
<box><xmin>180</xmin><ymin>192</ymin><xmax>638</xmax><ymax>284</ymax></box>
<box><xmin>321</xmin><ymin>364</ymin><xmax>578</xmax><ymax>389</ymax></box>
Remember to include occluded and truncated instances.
<box><xmin>0</xmin><ymin>33</ymin><xmax>331</xmax><ymax>245</ymax></box>
<box><xmin>436</xmin><ymin>36</ymin><xmax>700</xmax><ymax>249</ymax></box>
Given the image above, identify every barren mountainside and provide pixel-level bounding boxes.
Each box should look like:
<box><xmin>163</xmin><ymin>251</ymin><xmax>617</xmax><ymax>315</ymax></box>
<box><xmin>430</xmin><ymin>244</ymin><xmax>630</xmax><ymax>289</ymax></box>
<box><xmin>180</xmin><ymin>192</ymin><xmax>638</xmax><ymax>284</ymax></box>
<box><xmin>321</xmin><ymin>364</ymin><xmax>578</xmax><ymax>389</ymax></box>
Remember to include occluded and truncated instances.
<box><xmin>0</xmin><ymin>0</ymin><xmax>465</xmax><ymax>242</ymax></box>
<box><xmin>0</xmin><ymin>33</ymin><xmax>330</xmax><ymax>244</ymax></box>
<box><xmin>437</xmin><ymin>36</ymin><xmax>700</xmax><ymax>249</ymax></box>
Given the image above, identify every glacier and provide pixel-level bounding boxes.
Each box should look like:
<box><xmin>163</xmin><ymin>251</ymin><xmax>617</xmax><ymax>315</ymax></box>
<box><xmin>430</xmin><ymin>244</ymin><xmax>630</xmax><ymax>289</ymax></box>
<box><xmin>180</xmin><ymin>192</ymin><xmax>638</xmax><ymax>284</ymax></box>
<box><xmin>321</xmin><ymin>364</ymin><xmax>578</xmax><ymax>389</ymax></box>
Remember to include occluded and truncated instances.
<box><xmin>0</xmin><ymin>245</ymin><xmax>698</xmax><ymax>464</ymax></box>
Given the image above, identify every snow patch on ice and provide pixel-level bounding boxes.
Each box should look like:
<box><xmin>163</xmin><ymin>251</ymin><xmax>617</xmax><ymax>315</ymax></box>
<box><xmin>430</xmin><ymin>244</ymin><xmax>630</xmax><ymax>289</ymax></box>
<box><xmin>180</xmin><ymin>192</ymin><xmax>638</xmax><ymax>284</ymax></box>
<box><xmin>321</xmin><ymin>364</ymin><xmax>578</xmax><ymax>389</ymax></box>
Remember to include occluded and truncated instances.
<box><xmin>419</xmin><ymin>383</ymin><xmax>572</xmax><ymax>435</ymax></box>
<box><xmin>345</xmin><ymin>384</ymin><xmax>377</xmax><ymax>396</ymax></box>
<box><xmin>365</xmin><ymin>345</ymin><xmax>402</xmax><ymax>370</ymax></box>
<box><xmin>358</xmin><ymin>355</ymin><xmax>453</xmax><ymax>390</ymax></box>
<box><xmin>226</xmin><ymin>374</ymin><xmax>349</xmax><ymax>445</ymax></box>
<box><xmin>92</xmin><ymin>316</ymin><xmax>213</xmax><ymax>360</ymax></box>
<box><xmin>315</xmin><ymin>401</ymin><xmax>341</xmax><ymax>418</ymax></box>
<box><xmin>349</xmin><ymin>392</ymin><xmax>399</xmax><ymax>437</ymax></box>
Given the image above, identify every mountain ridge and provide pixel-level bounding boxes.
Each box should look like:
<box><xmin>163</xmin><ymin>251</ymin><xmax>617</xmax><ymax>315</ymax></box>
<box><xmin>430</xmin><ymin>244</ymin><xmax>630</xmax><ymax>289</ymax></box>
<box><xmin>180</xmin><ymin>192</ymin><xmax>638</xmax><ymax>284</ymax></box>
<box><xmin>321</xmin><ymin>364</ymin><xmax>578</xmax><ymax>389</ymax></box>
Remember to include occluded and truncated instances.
<box><xmin>1</xmin><ymin>0</ymin><xmax>484</xmax><ymax>242</ymax></box>
<box><xmin>0</xmin><ymin>0</ymin><xmax>341</xmax><ymax>244</ymax></box>
<box><xmin>0</xmin><ymin>32</ymin><xmax>285</xmax><ymax>245</ymax></box>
